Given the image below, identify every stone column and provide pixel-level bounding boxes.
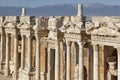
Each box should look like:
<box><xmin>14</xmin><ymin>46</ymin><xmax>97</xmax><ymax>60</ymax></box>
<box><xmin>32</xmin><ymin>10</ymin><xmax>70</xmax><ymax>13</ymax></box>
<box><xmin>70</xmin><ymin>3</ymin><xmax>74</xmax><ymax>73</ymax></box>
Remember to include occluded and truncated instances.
<box><xmin>13</xmin><ymin>34</ymin><xmax>18</xmax><ymax>80</ymax></box>
<box><xmin>21</xmin><ymin>8</ymin><xmax>26</xmax><ymax>16</ymax></box>
<box><xmin>47</xmin><ymin>48</ymin><xmax>50</xmax><ymax>80</ymax></box>
<box><xmin>27</xmin><ymin>35</ymin><xmax>32</xmax><ymax>71</ymax></box>
<box><xmin>55</xmin><ymin>42</ymin><xmax>60</xmax><ymax>80</ymax></box>
<box><xmin>93</xmin><ymin>44</ymin><xmax>99</xmax><ymax>80</ymax></box>
<box><xmin>66</xmin><ymin>40</ymin><xmax>71</xmax><ymax>80</ymax></box>
<box><xmin>117</xmin><ymin>48</ymin><xmax>120</xmax><ymax>80</ymax></box>
<box><xmin>77</xmin><ymin>4</ymin><xmax>83</xmax><ymax>16</ymax></box>
<box><xmin>41</xmin><ymin>72</ymin><xmax>45</xmax><ymax>80</ymax></box>
<box><xmin>4</xmin><ymin>33</ymin><xmax>10</xmax><ymax>76</ymax></box>
<box><xmin>77</xmin><ymin>42</ymin><xmax>84</xmax><ymax>80</ymax></box>
<box><xmin>35</xmin><ymin>35</ymin><xmax>40</xmax><ymax>80</ymax></box>
<box><xmin>87</xmin><ymin>48</ymin><xmax>90</xmax><ymax>80</ymax></box>
<box><xmin>107</xmin><ymin>70</ymin><xmax>112</xmax><ymax>80</ymax></box>
<box><xmin>21</xmin><ymin>35</ymin><xmax>25</xmax><ymax>69</ymax></box>
<box><xmin>0</xmin><ymin>31</ymin><xmax>4</xmax><ymax>71</ymax></box>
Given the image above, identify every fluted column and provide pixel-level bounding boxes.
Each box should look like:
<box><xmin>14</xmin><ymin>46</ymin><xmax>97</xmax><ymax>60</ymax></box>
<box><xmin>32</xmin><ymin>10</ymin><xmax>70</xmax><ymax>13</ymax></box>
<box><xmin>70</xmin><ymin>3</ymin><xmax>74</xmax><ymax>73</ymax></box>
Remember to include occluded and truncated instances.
<box><xmin>47</xmin><ymin>48</ymin><xmax>50</xmax><ymax>80</ymax></box>
<box><xmin>27</xmin><ymin>35</ymin><xmax>32</xmax><ymax>71</ymax></box>
<box><xmin>66</xmin><ymin>40</ymin><xmax>71</xmax><ymax>80</ymax></box>
<box><xmin>77</xmin><ymin>42</ymin><xmax>84</xmax><ymax>80</ymax></box>
<box><xmin>4</xmin><ymin>33</ymin><xmax>10</xmax><ymax>76</ymax></box>
<box><xmin>55</xmin><ymin>42</ymin><xmax>60</xmax><ymax>80</ymax></box>
<box><xmin>93</xmin><ymin>44</ymin><xmax>99</xmax><ymax>80</ymax></box>
<box><xmin>13</xmin><ymin>34</ymin><xmax>18</xmax><ymax>80</ymax></box>
<box><xmin>117</xmin><ymin>48</ymin><xmax>120</xmax><ymax>80</ymax></box>
<box><xmin>21</xmin><ymin>35</ymin><xmax>25</xmax><ymax>69</ymax></box>
<box><xmin>35</xmin><ymin>35</ymin><xmax>40</xmax><ymax>80</ymax></box>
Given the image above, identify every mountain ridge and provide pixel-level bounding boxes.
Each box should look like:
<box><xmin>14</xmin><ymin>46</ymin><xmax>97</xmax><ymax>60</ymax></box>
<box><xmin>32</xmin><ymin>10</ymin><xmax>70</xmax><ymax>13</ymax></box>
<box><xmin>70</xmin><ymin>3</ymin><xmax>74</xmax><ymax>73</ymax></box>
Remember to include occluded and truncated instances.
<box><xmin>0</xmin><ymin>3</ymin><xmax>120</xmax><ymax>17</ymax></box>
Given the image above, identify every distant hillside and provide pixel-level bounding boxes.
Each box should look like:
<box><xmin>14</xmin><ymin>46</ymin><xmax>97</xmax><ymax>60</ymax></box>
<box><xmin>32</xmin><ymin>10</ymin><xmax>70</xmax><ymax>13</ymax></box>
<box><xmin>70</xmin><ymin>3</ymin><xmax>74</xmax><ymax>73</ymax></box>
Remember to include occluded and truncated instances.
<box><xmin>0</xmin><ymin>3</ymin><xmax>120</xmax><ymax>17</ymax></box>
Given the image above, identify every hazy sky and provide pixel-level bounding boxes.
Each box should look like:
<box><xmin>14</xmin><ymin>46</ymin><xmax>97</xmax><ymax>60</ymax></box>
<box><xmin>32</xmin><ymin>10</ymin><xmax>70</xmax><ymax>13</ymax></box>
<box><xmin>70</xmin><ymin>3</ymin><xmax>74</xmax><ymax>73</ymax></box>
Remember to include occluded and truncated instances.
<box><xmin>0</xmin><ymin>0</ymin><xmax>120</xmax><ymax>7</ymax></box>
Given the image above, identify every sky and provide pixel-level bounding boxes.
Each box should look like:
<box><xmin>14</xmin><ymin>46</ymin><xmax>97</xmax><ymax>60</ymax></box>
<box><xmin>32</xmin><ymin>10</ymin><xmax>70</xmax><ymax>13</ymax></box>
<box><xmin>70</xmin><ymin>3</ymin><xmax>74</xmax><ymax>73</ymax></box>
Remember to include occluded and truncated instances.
<box><xmin>0</xmin><ymin>0</ymin><xmax>120</xmax><ymax>7</ymax></box>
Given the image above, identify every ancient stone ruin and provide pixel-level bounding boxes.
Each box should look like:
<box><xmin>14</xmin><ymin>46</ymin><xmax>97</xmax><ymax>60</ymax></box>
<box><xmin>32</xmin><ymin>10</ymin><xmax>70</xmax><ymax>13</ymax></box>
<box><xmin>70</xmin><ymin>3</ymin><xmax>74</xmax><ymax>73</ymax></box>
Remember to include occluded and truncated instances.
<box><xmin>0</xmin><ymin>4</ymin><xmax>119</xmax><ymax>80</ymax></box>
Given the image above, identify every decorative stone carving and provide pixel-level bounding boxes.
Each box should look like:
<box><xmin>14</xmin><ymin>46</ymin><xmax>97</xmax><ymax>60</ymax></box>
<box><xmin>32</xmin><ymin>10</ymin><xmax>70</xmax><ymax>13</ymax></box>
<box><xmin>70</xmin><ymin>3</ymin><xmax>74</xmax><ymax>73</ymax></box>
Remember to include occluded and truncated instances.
<box><xmin>3</xmin><ymin>22</ymin><xmax>16</xmax><ymax>29</ymax></box>
<box><xmin>91</xmin><ymin>27</ymin><xmax>120</xmax><ymax>36</ymax></box>
<box><xmin>38</xmin><ymin>17</ymin><xmax>48</xmax><ymax>29</ymax></box>
<box><xmin>18</xmin><ymin>20</ymin><xmax>32</xmax><ymax>30</ymax></box>
<box><xmin>64</xmin><ymin>21</ymin><xmax>81</xmax><ymax>34</ymax></box>
<box><xmin>33</xmin><ymin>17</ymin><xmax>48</xmax><ymax>30</ymax></box>
<box><xmin>47</xmin><ymin>16</ymin><xmax>59</xmax><ymax>40</ymax></box>
<box><xmin>87</xmin><ymin>16</ymin><xmax>120</xmax><ymax>36</ymax></box>
<box><xmin>3</xmin><ymin>16</ymin><xmax>19</xmax><ymax>29</ymax></box>
<box><xmin>48</xmin><ymin>16</ymin><xmax>58</xmax><ymax>30</ymax></box>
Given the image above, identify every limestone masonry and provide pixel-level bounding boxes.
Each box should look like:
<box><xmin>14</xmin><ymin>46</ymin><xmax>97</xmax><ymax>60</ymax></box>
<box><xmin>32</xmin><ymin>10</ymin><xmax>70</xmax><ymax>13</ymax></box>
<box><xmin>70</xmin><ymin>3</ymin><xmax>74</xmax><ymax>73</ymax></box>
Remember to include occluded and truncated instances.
<box><xmin>0</xmin><ymin>4</ymin><xmax>119</xmax><ymax>80</ymax></box>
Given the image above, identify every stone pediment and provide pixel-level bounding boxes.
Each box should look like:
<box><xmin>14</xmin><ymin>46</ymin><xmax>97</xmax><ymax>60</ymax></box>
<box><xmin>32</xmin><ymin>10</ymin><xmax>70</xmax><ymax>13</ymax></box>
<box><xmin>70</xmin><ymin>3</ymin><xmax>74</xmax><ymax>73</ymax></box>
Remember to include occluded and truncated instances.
<box><xmin>17</xmin><ymin>21</ymin><xmax>32</xmax><ymax>30</ymax></box>
<box><xmin>86</xmin><ymin>20</ymin><xmax>120</xmax><ymax>36</ymax></box>
<box><xmin>64</xmin><ymin>21</ymin><xmax>82</xmax><ymax>34</ymax></box>
<box><xmin>3</xmin><ymin>21</ymin><xmax>16</xmax><ymax>29</ymax></box>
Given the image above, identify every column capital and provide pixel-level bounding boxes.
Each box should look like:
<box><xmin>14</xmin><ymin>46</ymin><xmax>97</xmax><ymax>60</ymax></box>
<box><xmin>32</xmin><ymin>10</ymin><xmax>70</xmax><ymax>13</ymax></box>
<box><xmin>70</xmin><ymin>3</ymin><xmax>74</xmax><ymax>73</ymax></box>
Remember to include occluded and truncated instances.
<box><xmin>77</xmin><ymin>41</ymin><xmax>85</xmax><ymax>46</ymax></box>
<box><xmin>26</xmin><ymin>34</ymin><xmax>32</xmax><ymax>38</ymax></box>
<box><xmin>6</xmin><ymin>33</ymin><xmax>10</xmax><ymax>37</ymax></box>
<box><xmin>35</xmin><ymin>35</ymin><xmax>40</xmax><ymax>39</ymax></box>
<box><xmin>93</xmin><ymin>44</ymin><xmax>99</xmax><ymax>52</ymax></box>
<box><xmin>91</xmin><ymin>43</ymin><xmax>98</xmax><ymax>46</ymax></box>
<box><xmin>66</xmin><ymin>40</ymin><xmax>71</xmax><ymax>46</ymax></box>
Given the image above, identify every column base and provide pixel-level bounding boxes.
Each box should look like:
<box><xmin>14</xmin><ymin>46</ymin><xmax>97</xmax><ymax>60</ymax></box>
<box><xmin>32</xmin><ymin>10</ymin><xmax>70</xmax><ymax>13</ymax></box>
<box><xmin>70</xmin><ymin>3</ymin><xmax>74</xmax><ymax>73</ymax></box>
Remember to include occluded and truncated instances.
<box><xmin>41</xmin><ymin>72</ymin><xmax>47</xmax><ymax>80</ymax></box>
<box><xmin>0</xmin><ymin>61</ymin><xmax>5</xmax><ymax>72</ymax></box>
<box><xmin>18</xmin><ymin>69</ymin><xmax>35</xmax><ymax>80</ymax></box>
<box><xmin>4</xmin><ymin>68</ymin><xmax>10</xmax><ymax>76</ymax></box>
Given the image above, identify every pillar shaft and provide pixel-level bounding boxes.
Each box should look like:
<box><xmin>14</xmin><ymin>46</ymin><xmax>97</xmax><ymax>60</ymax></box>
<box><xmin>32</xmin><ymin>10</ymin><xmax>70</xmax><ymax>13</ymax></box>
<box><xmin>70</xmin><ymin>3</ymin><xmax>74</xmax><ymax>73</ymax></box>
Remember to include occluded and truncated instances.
<box><xmin>55</xmin><ymin>42</ymin><xmax>59</xmax><ymax>80</ymax></box>
<box><xmin>13</xmin><ymin>34</ymin><xmax>18</xmax><ymax>80</ymax></box>
<box><xmin>77</xmin><ymin>4</ymin><xmax>83</xmax><ymax>16</ymax></box>
<box><xmin>66</xmin><ymin>41</ymin><xmax>71</xmax><ymax>80</ymax></box>
<box><xmin>27</xmin><ymin>36</ymin><xmax>32</xmax><ymax>71</ymax></box>
<box><xmin>0</xmin><ymin>32</ymin><xmax>4</xmax><ymax>71</ymax></box>
<box><xmin>4</xmin><ymin>34</ymin><xmax>10</xmax><ymax>76</ymax></box>
<box><xmin>0</xmin><ymin>32</ymin><xmax>3</xmax><ymax>61</ymax></box>
<box><xmin>93</xmin><ymin>45</ymin><xmax>99</xmax><ymax>80</ymax></box>
<box><xmin>36</xmin><ymin>36</ymin><xmax>40</xmax><ymax>80</ymax></box>
<box><xmin>21</xmin><ymin>8</ymin><xmax>26</xmax><ymax>16</ymax></box>
<box><xmin>47</xmin><ymin>48</ymin><xmax>50</xmax><ymax>80</ymax></box>
<box><xmin>21</xmin><ymin>35</ymin><xmax>25</xmax><ymax>69</ymax></box>
<box><xmin>117</xmin><ymin>48</ymin><xmax>120</xmax><ymax>80</ymax></box>
<box><xmin>77</xmin><ymin>42</ymin><xmax>84</xmax><ymax>80</ymax></box>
